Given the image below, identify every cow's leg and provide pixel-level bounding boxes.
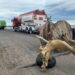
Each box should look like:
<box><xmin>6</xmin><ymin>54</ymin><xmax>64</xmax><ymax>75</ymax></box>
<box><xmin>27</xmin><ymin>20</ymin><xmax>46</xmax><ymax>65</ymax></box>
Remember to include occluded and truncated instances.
<box><xmin>63</xmin><ymin>42</ymin><xmax>75</xmax><ymax>55</ymax></box>
<box><xmin>41</xmin><ymin>49</ymin><xmax>52</xmax><ymax>71</ymax></box>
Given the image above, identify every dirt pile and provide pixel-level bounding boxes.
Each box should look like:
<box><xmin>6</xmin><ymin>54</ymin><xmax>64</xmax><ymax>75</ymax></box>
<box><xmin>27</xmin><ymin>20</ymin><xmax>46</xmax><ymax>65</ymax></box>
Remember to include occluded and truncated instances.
<box><xmin>40</xmin><ymin>20</ymin><xmax>72</xmax><ymax>45</ymax></box>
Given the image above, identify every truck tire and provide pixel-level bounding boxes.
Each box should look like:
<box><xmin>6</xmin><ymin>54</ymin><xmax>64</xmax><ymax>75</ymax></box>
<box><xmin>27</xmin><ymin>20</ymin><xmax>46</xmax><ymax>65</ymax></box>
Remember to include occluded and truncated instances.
<box><xmin>28</xmin><ymin>27</ymin><xmax>32</xmax><ymax>34</ymax></box>
<box><xmin>29</xmin><ymin>30</ymin><xmax>32</xmax><ymax>34</ymax></box>
<box><xmin>14</xmin><ymin>26</ymin><xmax>19</xmax><ymax>32</ymax></box>
<box><xmin>0</xmin><ymin>26</ymin><xmax>5</xmax><ymax>30</ymax></box>
<box><xmin>36</xmin><ymin>54</ymin><xmax>56</xmax><ymax>68</ymax></box>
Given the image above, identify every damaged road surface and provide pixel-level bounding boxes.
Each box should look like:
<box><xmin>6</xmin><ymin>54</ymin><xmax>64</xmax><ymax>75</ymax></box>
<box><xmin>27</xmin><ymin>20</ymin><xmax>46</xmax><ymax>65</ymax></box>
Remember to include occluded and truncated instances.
<box><xmin>0</xmin><ymin>30</ymin><xmax>75</xmax><ymax>75</ymax></box>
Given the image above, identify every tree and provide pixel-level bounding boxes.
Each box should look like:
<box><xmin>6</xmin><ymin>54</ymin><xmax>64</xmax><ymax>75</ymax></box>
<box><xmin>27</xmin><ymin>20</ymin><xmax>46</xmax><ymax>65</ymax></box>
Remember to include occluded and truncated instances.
<box><xmin>47</xmin><ymin>16</ymin><xmax>52</xmax><ymax>23</ymax></box>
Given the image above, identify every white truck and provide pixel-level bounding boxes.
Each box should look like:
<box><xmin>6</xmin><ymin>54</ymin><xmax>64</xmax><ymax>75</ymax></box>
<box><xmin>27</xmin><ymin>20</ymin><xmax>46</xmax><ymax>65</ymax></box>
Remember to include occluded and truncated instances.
<box><xmin>12</xmin><ymin>10</ymin><xmax>47</xmax><ymax>33</ymax></box>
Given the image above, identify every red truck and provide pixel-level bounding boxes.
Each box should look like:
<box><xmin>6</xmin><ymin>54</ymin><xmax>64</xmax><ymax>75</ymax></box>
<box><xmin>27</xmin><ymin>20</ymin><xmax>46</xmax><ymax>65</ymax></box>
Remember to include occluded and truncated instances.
<box><xmin>12</xmin><ymin>10</ymin><xmax>47</xmax><ymax>33</ymax></box>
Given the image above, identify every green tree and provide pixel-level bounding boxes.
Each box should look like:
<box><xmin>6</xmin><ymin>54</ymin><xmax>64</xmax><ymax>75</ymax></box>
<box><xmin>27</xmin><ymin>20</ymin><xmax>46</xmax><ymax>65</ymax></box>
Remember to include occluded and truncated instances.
<box><xmin>47</xmin><ymin>16</ymin><xmax>52</xmax><ymax>22</ymax></box>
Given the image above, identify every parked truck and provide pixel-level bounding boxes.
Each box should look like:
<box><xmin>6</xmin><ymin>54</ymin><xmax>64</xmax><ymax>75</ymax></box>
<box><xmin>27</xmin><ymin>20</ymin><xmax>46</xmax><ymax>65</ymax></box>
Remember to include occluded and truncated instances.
<box><xmin>12</xmin><ymin>10</ymin><xmax>47</xmax><ymax>33</ymax></box>
<box><xmin>0</xmin><ymin>20</ymin><xmax>6</xmax><ymax>29</ymax></box>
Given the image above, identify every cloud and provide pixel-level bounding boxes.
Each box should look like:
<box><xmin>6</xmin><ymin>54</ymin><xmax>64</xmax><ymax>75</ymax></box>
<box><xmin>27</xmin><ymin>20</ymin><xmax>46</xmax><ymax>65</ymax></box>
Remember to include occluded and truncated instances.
<box><xmin>0</xmin><ymin>0</ymin><xmax>46</xmax><ymax>26</ymax></box>
<box><xmin>45</xmin><ymin>0</ymin><xmax>75</xmax><ymax>13</ymax></box>
<box><xmin>0</xmin><ymin>0</ymin><xmax>75</xmax><ymax>25</ymax></box>
<box><xmin>0</xmin><ymin>0</ymin><xmax>45</xmax><ymax>12</ymax></box>
<box><xmin>45</xmin><ymin>0</ymin><xmax>75</xmax><ymax>24</ymax></box>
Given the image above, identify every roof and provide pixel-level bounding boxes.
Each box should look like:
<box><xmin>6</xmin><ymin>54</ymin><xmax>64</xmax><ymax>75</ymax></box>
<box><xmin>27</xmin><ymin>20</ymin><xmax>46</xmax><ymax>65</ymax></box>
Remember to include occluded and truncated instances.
<box><xmin>20</xmin><ymin>10</ymin><xmax>46</xmax><ymax>16</ymax></box>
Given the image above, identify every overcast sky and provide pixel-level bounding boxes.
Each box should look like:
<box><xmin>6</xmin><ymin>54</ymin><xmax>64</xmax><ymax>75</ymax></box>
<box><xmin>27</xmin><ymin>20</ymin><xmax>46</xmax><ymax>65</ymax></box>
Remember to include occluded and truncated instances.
<box><xmin>0</xmin><ymin>0</ymin><xmax>75</xmax><ymax>25</ymax></box>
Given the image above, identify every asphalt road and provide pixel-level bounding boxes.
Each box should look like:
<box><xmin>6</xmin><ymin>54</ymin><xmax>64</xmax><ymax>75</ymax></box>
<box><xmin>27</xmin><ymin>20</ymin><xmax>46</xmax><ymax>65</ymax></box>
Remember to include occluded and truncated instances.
<box><xmin>0</xmin><ymin>30</ymin><xmax>75</xmax><ymax>75</ymax></box>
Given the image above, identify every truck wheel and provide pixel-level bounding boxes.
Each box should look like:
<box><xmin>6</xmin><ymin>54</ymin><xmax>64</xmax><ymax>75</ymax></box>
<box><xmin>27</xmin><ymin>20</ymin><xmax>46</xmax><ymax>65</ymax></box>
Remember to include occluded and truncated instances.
<box><xmin>36</xmin><ymin>54</ymin><xmax>56</xmax><ymax>68</ymax></box>
<box><xmin>29</xmin><ymin>30</ymin><xmax>32</xmax><ymax>34</ymax></box>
